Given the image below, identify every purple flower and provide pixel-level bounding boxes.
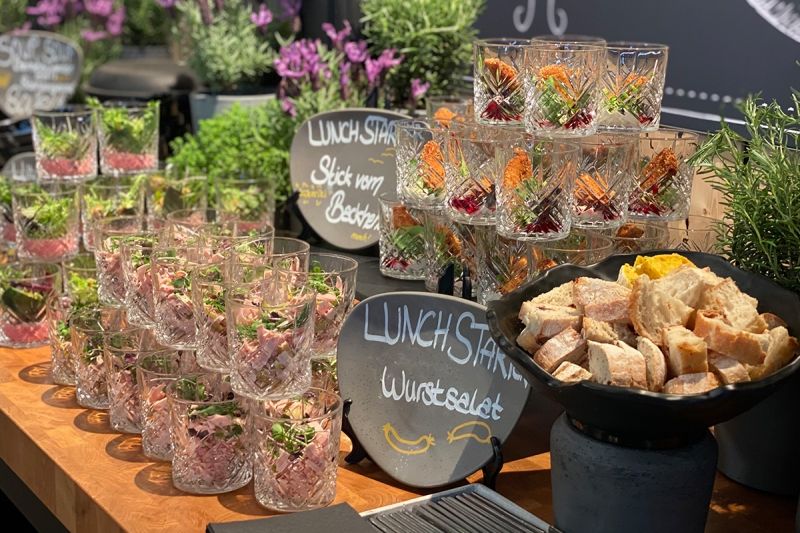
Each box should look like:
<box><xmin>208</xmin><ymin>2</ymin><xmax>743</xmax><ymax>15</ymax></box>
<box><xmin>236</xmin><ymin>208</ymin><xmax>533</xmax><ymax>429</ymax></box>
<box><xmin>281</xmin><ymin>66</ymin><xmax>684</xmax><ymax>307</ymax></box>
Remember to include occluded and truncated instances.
<box><xmin>322</xmin><ymin>21</ymin><xmax>351</xmax><ymax>51</ymax></box>
<box><xmin>84</xmin><ymin>0</ymin><xmax>114</xmax><ymax>17</ymax></box>
<box><xmin>281</xmin><ymin>98</ymin><xmax>297</xmax><ymax>117</ymax></box>
<box><xmin>344</xmin><ymin>41</ymin><xmax>367</xmax><ymax>63</ymax></box>
<box><xmin>279</xmin><ymin>0</ymin><xmax>301</xmax><ymax>19</ymax></box>
<box><xmin>365</xmin><ymin>49</ymin><xmax>402</xmax><ymax>86</ymax></box>
<box><xmin>81</xmin><ymin>29</ymin><xmax>109</xmax><ymax>42</ymax></box>
<box><xmin>157</xmin><ymin>0</ymin><xmax>177</xmax><ymax>7</ymax></box>
<box><xmin>275</xmin><ymin>39</ymin><xmax>329</xmax><ymax>84</ymax></box>
<box><xmin>105</xmin><ymin>6</ymin><xmax>125</xmax><ymax>37</ymax></box>
<box><xmin>27</xmin><ymin>0</ymin><xmax>67</xmax><ymax>27</ymax></box>
<box><xmin>250</xmin><ymin>3</ymin><xmax>273</xmax><ymax>29</ymax></box>
<box><xmin>411</xmin><ymin>78</ymin><xmax>430</xmax><ymax>100</ymax></box>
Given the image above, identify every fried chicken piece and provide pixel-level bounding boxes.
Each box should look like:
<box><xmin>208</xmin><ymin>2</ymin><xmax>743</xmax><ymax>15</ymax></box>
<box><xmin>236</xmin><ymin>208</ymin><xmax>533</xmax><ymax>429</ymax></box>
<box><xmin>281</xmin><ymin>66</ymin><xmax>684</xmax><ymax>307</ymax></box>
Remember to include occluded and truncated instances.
<box><xmin>499</xmin><ymin>256</ymin><xmax>529</xmax><ymax>295</ymax></box>
<box><xmin>641</xmin><ymin>148</ymin><xmax>679</xmax><ymax>191</ymax></box>
<box><xmin>420</xmin><ymin>140</ymin><xmax>445</xmax><ymax>191</ymax></box>
<box><xmin>538</xmin><ymin>64</ymin><xmax>575</xmax><ymax>100</ymax></box>
<box><xmin>433</xmin><ymin>106</ymin><xmax>458</xmax><ymax>127</ymax></box>
<box><xmin>503</xmin><ymin>148</ymin><xmax>533</xmax><ymax>190</ymax></box>
<box><xmin>536</xmin><ymin>258</ymin><xmax>559</xmax><ymax>272</ymax></box>
<box><xmin>484</xmin><ymin>57</ymin><xmax>520</xmax><ymax>91</ymax></box>
<box><xmin>616</xmin><ymin>223</ymin><xmax>645</xmax><ymax>239</ymax></box>
<box><xmin>574</xmin><ymin>171</ymin><xmax>612</xmax><ymax>204</ymax></box>
<box><xmin>392</xmin><ymin>205</ymin><xmax>421</xmax><ymax>228</ymax></box>
<box><xmin>437</xmin><ymin>226</ymin><xmax>462</xmax><ymax>256</ymax></box>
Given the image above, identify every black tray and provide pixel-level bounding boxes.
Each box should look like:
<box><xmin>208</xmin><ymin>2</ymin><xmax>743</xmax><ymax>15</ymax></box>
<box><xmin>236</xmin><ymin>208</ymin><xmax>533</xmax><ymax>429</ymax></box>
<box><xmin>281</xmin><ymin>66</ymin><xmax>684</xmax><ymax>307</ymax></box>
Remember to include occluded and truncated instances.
<box><xmin>486</xmin><ymin>250</ymin><xmax>800</xmax><ymax>446</ymax></box>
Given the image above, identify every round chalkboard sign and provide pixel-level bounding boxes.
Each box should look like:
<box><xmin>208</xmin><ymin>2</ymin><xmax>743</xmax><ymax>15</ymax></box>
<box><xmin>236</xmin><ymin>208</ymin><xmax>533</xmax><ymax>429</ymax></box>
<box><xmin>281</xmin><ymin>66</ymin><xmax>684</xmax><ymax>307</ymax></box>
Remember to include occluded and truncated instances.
<box><xmin>337</xmin><ymin>292</ymin><xmax>530</xmax><ymax>488</ymax></box>
<box><xmin>0</xmin><ymin>31</ymin><xmax>82</xmax><ymax>119</ymax></box>
<box><xmin>290</xmin><ymin>108</ymin><xmax>408</xmax><ymax>250</ymax></box>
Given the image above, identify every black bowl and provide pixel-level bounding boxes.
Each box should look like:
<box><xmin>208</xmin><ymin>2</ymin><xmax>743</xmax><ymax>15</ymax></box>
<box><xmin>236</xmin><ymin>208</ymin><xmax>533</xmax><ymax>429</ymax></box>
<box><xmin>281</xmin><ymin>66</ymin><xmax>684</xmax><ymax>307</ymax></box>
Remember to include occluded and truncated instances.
<box><xmin>486</xmin><ymin>250</ymin><xmax>800</xmax><ymax>446</ymax></box>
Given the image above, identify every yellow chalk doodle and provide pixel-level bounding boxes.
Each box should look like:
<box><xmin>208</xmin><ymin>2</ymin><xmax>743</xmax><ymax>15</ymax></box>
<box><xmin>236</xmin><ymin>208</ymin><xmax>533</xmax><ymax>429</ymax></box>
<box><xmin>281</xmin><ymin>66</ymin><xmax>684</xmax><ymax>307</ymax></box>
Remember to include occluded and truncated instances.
<box><xmin>368</xmin><ymin>158</ymin><xmax>384</xmax><ymax>165</ymax></box>
<box><xmin>446</xmin><ymin>421</ymin><xmax>493</xmax><ymax>445</ymax></box>
<box><xmin>382</xmin><ymin>422</ymin><xmax>436</xmax><ymax>455</ymax></box>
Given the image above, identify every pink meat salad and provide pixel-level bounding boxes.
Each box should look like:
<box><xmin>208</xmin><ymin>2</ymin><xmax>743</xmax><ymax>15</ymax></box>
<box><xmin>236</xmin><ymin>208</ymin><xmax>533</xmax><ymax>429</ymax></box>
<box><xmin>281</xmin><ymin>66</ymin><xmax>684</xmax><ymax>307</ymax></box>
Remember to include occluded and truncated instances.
<box><xmin>196</xmin><ymin>289</ymin><xmax>229</xmax><ymax>371</ymax></box>
<box><xmin>154</xmin><ymin>265</ymin><xmax>195</xmax><ymax>347</ymax></box>
<box><xmin>108</xmin><ymin>355</ymin><xmax>142</xmax><ymax>434</ymax></box>
<box><xmin>96</xmin><ymin>248</ymin><xmax>125</xmax><ymax>304</ymax></box>
<box><xmin>141</xmin><ymin>382</ymin><xmax>172</xmax><ymax>460</ymax></box>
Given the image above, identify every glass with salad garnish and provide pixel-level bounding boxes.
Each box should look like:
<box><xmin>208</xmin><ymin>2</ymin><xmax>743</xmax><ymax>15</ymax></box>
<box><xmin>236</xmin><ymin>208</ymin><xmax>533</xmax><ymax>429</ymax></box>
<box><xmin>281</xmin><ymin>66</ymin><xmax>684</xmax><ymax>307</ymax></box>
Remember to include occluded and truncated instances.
<box><xmin>191</xmin><ymin>262</ymin><xmax>230</xmax><ymax>372</ymax></box>
<box><xmin>71</xmin><ymin>306</ymin><xmax>112</xmax><ymax>409</ymax></box>
<box><xmin>228</xmin><ymin>282</ymin><xmax>316</xmax><ymax>400</ymax></box>
<box><xmin>524</xmin><ymin>40</ymin><xmax>605</xmax><ymax>136</ymax></box>
<box><xmin>152</xmin><ymin>247</ymin><xmax>202</xmax><ymax>349</ymax></box>
<box><xmin>531</xmin><ymin>230</ymin><xmax>614</xmax><ymax>274</ymax></box>
<box><xmin>215</xmin><ymin>175</ymin><xmax>276</xmax><ymax>233</ymax></box>
<box><xmin>629</xmin><ymin>129</ymin><xmax>699</xmax><ymax>221</ymax></box>
<box><xmin>475</xmin><ymin>226</ymin><xmax>533</xmax><ymax>305</ymax></box>
<box><xmin>94</xmin><ymin>216</ymin><xmax>148</xmax><ymax>305</ymax></box>
<box><xmin>137</xmin><ymin>351</ymin><xmax>182</xmax><ymax>460</ymax></box>
<box><xmin>91</xmin><ymin>99</ymin><xmax>160</xmax><ymax>176</ymax></box>
<box><xmin>599</xmin><ymin>42</ymin><xmax>668</xmax><ymax>131</ymax></box>
<box><xmin>12</xmin><ymin>181</ymin><xmax>80</xmax><ymax>262</ymax></box>
<box><xmin>425</xmin><ymin>94</ymin><xmax>474</xmax><ymax>127</ymax></box>
<box><xmin>162</xmin><ymin>208</ymin><xmax>220</xmax><ymax>247</ymax></box>
<box><xmin>82</xmin><ymin>174</ymin><xmax>147</xmax><ymax>250</ymax></box>
<box><xmin>0</xmin><ymin>262</ymin><xmax>60</xmax><ymax>348</ymax></box>
<box><xmin>496</xmin><ymin>137</ymin><xmax>579</xmax><ymax>240</ymax></box>
<box><xmin>32</xmin><ymin>107</ymin><xmax>97</xmax><ymax>181</ymax></box>
<box><xmin>147</xmin><ymin>171</ymin><xmax>208</xmax><ymax>218</ymax></box>
<box><xmin>120</xmin><ymin>239</ymin><xmax>158</xmax><ymax>327</ymax></box>
<box><xmin>395</xmin><ymin>120</ymin><xmax>447</xmax><ymax>207</ymax></box>
<box><xmin>571</xmin><ymin>134</ymin><xmax>637</xmax><ymax>229</ymax></box>
<box><xmin>474</xmin><ymin>39</ymin><xmax>527</xmax><ymax>124</ymax></box>
<box><xmin>378</xmin><ymin>195</ymin><xmax>426</xmax><ymax>279</ymax></box>
<box><xmin>252</xmin><ymin>388</ymin><xmax>343</xmax><ymax>512</ymax></box>
<box><xmin>168</xmin><ymin>374</ymin><xmax>251</xmax><ymax>494</ymax></box>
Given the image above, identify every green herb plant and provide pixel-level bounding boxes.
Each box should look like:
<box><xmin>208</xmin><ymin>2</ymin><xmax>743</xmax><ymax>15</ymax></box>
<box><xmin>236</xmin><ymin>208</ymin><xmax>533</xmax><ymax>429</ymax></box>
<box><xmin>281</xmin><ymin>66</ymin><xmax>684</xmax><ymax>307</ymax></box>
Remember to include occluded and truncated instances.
<box><xmin>16</xmin><ymin>185</ymin><xmax>74</xmax><ymax>239</ymax></box>
<box><xmin>88</xmin><ymin>98</ymin><xmax>159</xmax><ymax>154</ymax></box>
<box><xmin>271</xmin><ymin>421</ymin><xmax>315</xmax><ymax>455</ymax></box>
<box><xmin>84</xmin><ymin>174</ymin><xmax>146</xmax><ymax>219</ymax></box>
<box><xmin>0</xmin><ymin>265</ymin><xmax>48</xmax><ymax>323</ymax></box>
<box><xmin>688</xmin><ymin>92</ymin><xmax>800</xmax><ymax>292</ymax></box>
<box><xmin>33</xmin><ymin>118</ymin><xmax>92</xmax><ymax>160</ymax></box>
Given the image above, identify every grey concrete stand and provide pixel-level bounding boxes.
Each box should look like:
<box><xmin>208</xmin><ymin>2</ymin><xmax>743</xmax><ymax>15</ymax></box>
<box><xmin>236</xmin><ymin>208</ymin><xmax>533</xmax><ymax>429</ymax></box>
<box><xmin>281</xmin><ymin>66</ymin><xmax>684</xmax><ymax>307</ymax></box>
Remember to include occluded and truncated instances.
<box><xmin>550</xmin><ymin>414</ymin><xmax>718</xmax><ymax>533</ymax></box>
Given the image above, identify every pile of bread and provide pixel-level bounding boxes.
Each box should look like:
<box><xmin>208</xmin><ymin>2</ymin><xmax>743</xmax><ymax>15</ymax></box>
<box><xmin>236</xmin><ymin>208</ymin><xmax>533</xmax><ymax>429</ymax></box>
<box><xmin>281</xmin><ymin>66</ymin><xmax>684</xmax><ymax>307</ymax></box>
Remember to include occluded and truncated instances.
<box><xmin>516</xmin><ymin>258</ymin><xmax>799</xmax><ymax>395</ymax></box>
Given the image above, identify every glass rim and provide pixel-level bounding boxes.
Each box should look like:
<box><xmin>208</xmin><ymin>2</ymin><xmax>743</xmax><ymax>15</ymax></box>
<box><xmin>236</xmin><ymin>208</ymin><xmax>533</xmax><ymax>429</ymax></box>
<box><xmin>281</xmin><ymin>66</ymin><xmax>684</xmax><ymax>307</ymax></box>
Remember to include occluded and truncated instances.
<box><xmin>12</xmin><ymin>182</ymin><xmax>80</xmax><ymax>195</ymax></box>
<box><xmin>85</xmin><ymin>175</ymin><xmax>146</xmax><ymax>189</ymax></box>
<box><xmin>577</xmin><ymin>133</ymin><xmax>639</xmax><ymax>147</ymax></box>
<box><xmin>252</xmin><ymin>388</ymin><xmax>344</xmax><ymax>424</ymax></box>
<box><xmin>301</xmin><ymin>252</ymin><xmax>359</xmax><ymax>275</ymax></box>
<box><xmin>3</xmin><ymin>261</ymin><xmax>61</xmax><ymax>281</ymax></box>
<box><xmin>475</xmin><ymin>37</ymin><xmax>531</xmax><ymax>48</ymax></box>
<box><xmin>271</xmin><ymin>236</ymin><xmax>311</xmax><ymax>254</ymax></box>
<box><xmin>534</xmin><ymin>233</ymin><xmax>615</xmax><ymax>253</ymax></box>
<box><xmin>608</xmin><ymin>222</ymin><xmax>670</xmax><ymax>240</ymax></box>
<box><xmin>640</xmin><ymin>129</ymin><xmax>700</xmax><ymax>143</ymax></box>
<box><xmin>165</xmin><ymin>207</ymin><xmax>220</xmax><ymax>222</ymax></box>
<box><xmin>531</xmin><ymin>34</ymin><xmax>607</xmax><ymax>45</ymax></box>
<box><xmin>394</xmin><ymin>118</ymin><xmax>444</xmax><ymax>132</ymax></box>
<box><xmin>97</xmin><ymin>100</ymin><xmax>158</xmax><ymax>113</ymax></box>
<box><xmin>529</xmin><ymin>40</ymin><xmax>606</xmax><ymax>52</ymax></box>
<box><xmin>33</xmin><ymin>106</ymin><xmax>93</xmax><ymax>118</ymax></box>
<box><xmin>607</xmin><ymin>41</ymin><xmax>668</xmax><ymax>51</ymax></box>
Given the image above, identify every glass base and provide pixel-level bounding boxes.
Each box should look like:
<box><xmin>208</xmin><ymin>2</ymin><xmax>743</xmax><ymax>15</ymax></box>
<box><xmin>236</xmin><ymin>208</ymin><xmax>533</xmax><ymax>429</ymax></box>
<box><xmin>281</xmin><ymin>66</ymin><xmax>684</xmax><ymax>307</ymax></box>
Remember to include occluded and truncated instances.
<box><xmin>76</xmin><ymin>394</ymin><xmax>110</xmax><ymax>410</ymax></box>
<box><xmin>379</xmin><ymin>268</ymin><xmax>425</xmax><ymax>281</ymax></box>
<box><xmin>173</xmin><ymin>470</ymin><xmax>251</xmax><ymax>495</ymax></box>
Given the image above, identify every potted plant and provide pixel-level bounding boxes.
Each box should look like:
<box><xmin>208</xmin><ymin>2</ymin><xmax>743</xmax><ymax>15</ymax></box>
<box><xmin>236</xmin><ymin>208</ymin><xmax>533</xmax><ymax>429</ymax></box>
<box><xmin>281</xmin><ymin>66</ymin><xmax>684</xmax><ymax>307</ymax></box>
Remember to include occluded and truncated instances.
<box><xmin>31</xmin><ymin>109</ymin><xmax>97</xmax><ymax>181</ymax></box>
<box><xmin>170</xmin><ymin>0</ymin><xmax>299</xmax><ymax>128</ymax></box>
<box><xmin>689</xmin><ymin>92</ymin><xmax>800</xmax><ymax>495</ymax></box>
<box><xmin>12</xmin><ymin>182</ymin><xmax>80</xmax><ymax>261</ymax></box>
<box><xmin>0</xmin><ymin>263</ymin><xmax>60</xmax><ymax>347</ymax></box>
<box><xmin>89</xmin><ymin>98</ymin><xmax>160</xmax><ymax>175</ymax></box>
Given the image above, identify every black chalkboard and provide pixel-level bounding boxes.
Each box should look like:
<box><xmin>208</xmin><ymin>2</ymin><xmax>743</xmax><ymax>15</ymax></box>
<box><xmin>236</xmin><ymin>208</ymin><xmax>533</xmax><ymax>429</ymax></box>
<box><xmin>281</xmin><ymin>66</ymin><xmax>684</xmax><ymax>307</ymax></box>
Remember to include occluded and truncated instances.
<box><xmin>290</xmin><ymin>108</ymin><xmax>408</xmax><ymax>250</ymax></box>
<box><xmin>0</xmin><ymin>31</ymin><xmax>82</xmax><ymax>119</ymax></box>
<box><xmin>337</xmin><ymin>292</ymin><xmax>530</xmax><ymax>488</ymax></box>
<box><xmin>475</xmin><ymin>0</ymin><xmax>800</xmax><ymax>132</ymax></box>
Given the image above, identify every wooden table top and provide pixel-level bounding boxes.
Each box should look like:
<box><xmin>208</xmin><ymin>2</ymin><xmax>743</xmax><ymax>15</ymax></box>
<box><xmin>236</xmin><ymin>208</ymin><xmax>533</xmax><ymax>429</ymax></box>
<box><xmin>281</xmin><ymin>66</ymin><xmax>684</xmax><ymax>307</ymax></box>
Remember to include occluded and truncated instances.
<box><xmin>0</xmin><ymin>345</ymin><xmax>795</xmax><ymax>533</ymax></box>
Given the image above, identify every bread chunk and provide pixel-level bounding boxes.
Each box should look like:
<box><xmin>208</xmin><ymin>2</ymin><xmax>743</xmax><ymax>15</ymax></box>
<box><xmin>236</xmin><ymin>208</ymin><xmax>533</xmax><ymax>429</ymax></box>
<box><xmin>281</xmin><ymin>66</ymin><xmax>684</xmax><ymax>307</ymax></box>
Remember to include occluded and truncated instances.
<box><xmin>709</xmin><ymin>352</ymin><xmax>751</xmax><ymax>384</ymax></box>
<box><xmin>747</xmin><ymin>326</ymin><xmax>799</xmax><ymax>379</ymax></box>
<box><xmin>534</xmin><ymin>328</ymin><xmax>587</xmax><ymax>372</ymax></box>
<box><xmin>516</xmin><ymin>328</ymin><xmax>540</xmax><ymax>354</ymax></box>
<box><xmin>552</xmin><ymin>361</ymin><xmax>592</xmax><ymax>383</ymax></box>
<box><xmin>663</xmin><ymin>326</ymin><xmax>709</xmax><ymax>376</ymax></box>
<box><xmin>582</xmin><ymin>317</ymin><xmax>618</xmax><ymax>344</ymax></box>
<box><xmin>529</xmin><ymin>281</ymin><xmax>575</xmax><ymax>307</ymax></box>
<box><xmin>587</xmin><ymin>340</ymin><xmax>647</xmax><ymax>389</ymax></box>
<box><xmin>573</xmin><ymin>277</ymin><xmax>631</xmax><ymax>323</ymax></box>
<box><xmin>698</xmin><ymin>278</ymin><xmax>768</xmax><ymax>333</ymax></box>
<box><xmin>652</xmin><ymin>265</ymin><xmax>721</xmax><ymax>308</ymax></box>
<box><xmin>636</xmin><ymin>337</ymin><xmax>667</xmax><ymax>391</ymax></box>
<box><xmin>663</xmin><ymin>372</ymin><xmax>720</xmax><ymax>395</ymax></box>
<box><xmin>693</xmin><ymin>310</ymin><xmax>769</xmax><ymax>365</ymax></box>
<box><xmin>518</xmin><ymin>303</ymin><xmax>582</xmax><ymax>340</ymax></box>
<box><xmin>629</xmin><ymin>275</ymin><xmax>694</xmax><ymax>343</ymax></box>
<box><xmin>613</xmin><ymin>323</ymin><xmax>638</xmax><ymax>346</ymax></box>
<box><xmin>760</xmin><ymin>312</ymin><xmax>788</xmax><ymax>330</ymax></box>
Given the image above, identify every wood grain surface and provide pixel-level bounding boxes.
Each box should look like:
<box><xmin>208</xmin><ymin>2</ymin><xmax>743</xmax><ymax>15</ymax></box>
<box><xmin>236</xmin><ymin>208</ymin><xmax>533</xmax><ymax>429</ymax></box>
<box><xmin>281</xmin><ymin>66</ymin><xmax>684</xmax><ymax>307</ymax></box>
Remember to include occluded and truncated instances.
<box><xmin>0</xmin><ymin>346</ymin><xmax>795</xmax><ymax>533</ymax></box>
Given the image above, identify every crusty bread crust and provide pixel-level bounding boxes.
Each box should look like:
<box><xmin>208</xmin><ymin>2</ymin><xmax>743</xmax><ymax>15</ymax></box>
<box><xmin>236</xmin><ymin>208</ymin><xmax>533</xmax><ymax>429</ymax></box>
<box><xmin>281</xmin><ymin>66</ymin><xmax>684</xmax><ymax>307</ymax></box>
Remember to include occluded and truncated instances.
<box><xmin>693</xmin><ymin>311</ymin><xmax>768</xmax><ymax>365</ymax></box>
<box><xmin>530</xmin><ymin>281</ymin><xmax>576</xmax><ymax>307</ymax></box>
<box><xmin>636</xmin><ymin>337</ymin><xmax>667</xmax><ymax>391</ymax></box>
<box><xmin>587</xmin><ymin>340</ymin><xmax>647</xmax><ymax>389</ymax></box>
<box><xmin>698</xmin><ymin>278</ymin><xmax>768</xmax><ymax>333</ymax></box>
<box><xmin>663</xmin><ymin>372</ymin><xmax>720</xmax><ymax>395</ymax></box>
<box><xmin>708</xmin><ymin>353</ymin><xmax>750</xmax><ymax>384</ymax></box>
<box><xmin>534</xmin><ymin>327</ymin><xmax>587</xmax><ymax>372</ymax></box>
<box><xmin>573</xmin><ymin>277</ymin><xmax>631</xmax><ymax>323</ymax></box>
<box><xmin>629</xmin><ymin>275</ymin><xmax>694</xmax><ymax>343</ymax></box>
<box><xmin>663</xmin><ymin>325</ymin><xmax>709</xmax><ymax>376</ymax></box>
<box><xmin>747</xmin><ymin>326</ymin><xmax>799</xmax><ymax>379</ymax></box>
<box><xmin>552</xmin><ymin>361</ymin><xmax>592</xmax><ymax>383</ymax></box>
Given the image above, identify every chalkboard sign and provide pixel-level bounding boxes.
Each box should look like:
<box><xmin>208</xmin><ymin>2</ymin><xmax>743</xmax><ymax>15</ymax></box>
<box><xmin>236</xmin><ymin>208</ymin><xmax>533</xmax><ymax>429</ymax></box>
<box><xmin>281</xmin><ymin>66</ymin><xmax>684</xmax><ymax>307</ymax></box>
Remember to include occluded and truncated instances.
<box><xmin>475</xmin><ymin>0</ymin><xmax>800</xmax><ymax>132</ymax></box>
<box><xmin>0</xmin><ymin>31</ymin><xmax>82</xmax><ymax>119</ymax></box>
<box><xmin>1</xmin><ymin>151</ymin><xmax>36</xmax><ymax>180</ymax></box>
<box><xmin>337</xmin><ymin>292</ymin><xmax>530</xmax><ymax>488</ymax></box>
<box><xmin>290</xmin><ymin>108</ymin><xmax>408</xmax><ymax>250</ymax></box>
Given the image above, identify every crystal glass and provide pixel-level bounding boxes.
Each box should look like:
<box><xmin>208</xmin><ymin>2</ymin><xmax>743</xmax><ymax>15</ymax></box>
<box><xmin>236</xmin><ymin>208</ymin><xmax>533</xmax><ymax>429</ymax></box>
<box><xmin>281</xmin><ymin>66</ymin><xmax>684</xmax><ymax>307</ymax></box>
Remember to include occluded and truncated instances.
<box><xmin>496</xmin><ymin>138</ymin><xmax>579</xmax><ymax>240</ymax></box>
<box><xmin>12</xmin><ymin>181</ymin><xmax>80</xmax><ymax>262</ymax></box>
<box><xmin>395</xmin><ymin>120</ymin><xmax>447</xmax><ymax>207</ymax></box>
<box><xmin>252</xmin><ymin>389</ymin><xmax>343</xmax><ymax>512</ymax></box>
<box><xmin>71</xmin><ymin>308</ymin><xmax>111</xmax><ymax>409</ymax></box>
<box><xmin>444</xmin><ymin>123</ymin><xmax>507</xmax><ymax>224</ymax></box>
<box><xmin>82</xmin><ymin>175</ymin><xmax>147</xmax><ymax>250</ymax></box>
<box><xmin>474</xmin><ymin>39</ymin><xmax>527</xmax><ymax>124</ymax></box>
<box><xmin>0</xmin><ymin>174</ymin><xmax>14</xmax><ymax>245</ymax></box>
<box><xmin>0</xmin><ymin>262</ymin><xmax>60</xmax><ymax>348</ymax></box>
<box><xmin>572</xmin><ymin>134</ymin><xmax>637</xmax><ymax>229</ymax></box>
<box><xmin>604</xmin><ymin>222</ymin><xmax>669</xmax><ymax>254</ymax></box>
<box><xmin>279</xmin><ymin>253</ymin><xmax>358</xmax><ymax>360</ymax></box>
<box><xmin>599</xmin><ymin>42</ymin><xmax>669</xmax><ymax>131</ymax></box>
<box><xmin>476</xmin><ymin>226</ymin><xmax>532</xmax><ymax>305</ymax></box>
<box><xmin>136</xmin><ymin>351</ymin><xmax>184</xmax><ymax>460</ymax></box>
<box><xmin>94</xmin><ymin>216</ymin><xmax>147</xmax><ymax>305</ymax></box>
<box><xmin>201</xmin><ymin>223</ymin><xmax>275</xmax><ymax>263</ymax></box>
<box><xmin>162</xmin><ymin>208</ymin><xmax>220</xmax><ymax>246</ymax></box>
<box><xmin>270</xmin><ymin>237</ymin><xmax>310</xmax><ymax>271</ymax></box>
<box><xmin>524</xmin><ymin>41</ymin><xmax>605</xmax><ymax>136</ymax></box>
<box><xmin>311</xmin><ymin>357</ymin><xmax>338</xmax><ymax>393</ymax></box>
<box><xmin>425</xmin><ymin>94</ymin><xmax>473</xmax><ymax>127</ymax></box>
<box><xmin>120</xmin><ymin>239</ymin><xmax>158</xmax><ymax>327</ymax></box>
<box><xmin>215</xmin><ymin>177</ymin><xmax>276</xmax><ymax>233</ymax></box>
<box><xmin>666</xmin><ymin>215</ymin><xmax>723</xmax><ymax>253</ymax></box>
<box><xmin>191</xmin><ymin>263</ymin><xmax>229</xmax><ymax>372</ymax></box>
<box><xmin>531</xmin><ymin>34</ymin><xmax>607</xmax><ymax>46</ymax></box>
<box><xmin>422</xmin><ymin>208</ymin><xmax>464</xmax><ymax>294</ymax></box>
<box><xmin>531</xmin><ymin>231</ymin><xmax>615</xmax><ymax>274</ymax></box>
<box><xmin>32</xmin><ymin>108</ymin><xmax>97</xmax><ymax>181</ymax></box>
<box><xmin>152</xmin><ymin>247</ymin><xmax>202</xmax><ymax>349</ymax></box>
<box><xmin>228</xmin><ymin>284</ymin><xmax>316</xmax><ymax>400</ymax></box>
<box><xmin>629</xmin><ymin>129</ymin><xmax>700</xmax><ymax>221</ymax></box>
<box><xmin>169</xmin><ymin>374</ymin><xmax>251</xmax><ymax>494</ymax></box>
<box><xmin>97</xmin><ymin>101</ymin><xmax>160</xmax><ymax>176</ymax></box>
<box><xmin>378</xmin><ymin>195</ymin><xmax>426</xmax><ymax>279</ymax></box>
<box><xmin>105</xmin><ymin>328</ymin><xmax>165</xmax><ymax>433</ymax></box>
<box><xmin>146</xmin><ymin>172</ymin><xmax>208</xmax><ymax>218</ymax></box>
<box><xmin>226</xmin><ymin>236</ymin><xmax>308</xmax><ymax>286</ymax></box>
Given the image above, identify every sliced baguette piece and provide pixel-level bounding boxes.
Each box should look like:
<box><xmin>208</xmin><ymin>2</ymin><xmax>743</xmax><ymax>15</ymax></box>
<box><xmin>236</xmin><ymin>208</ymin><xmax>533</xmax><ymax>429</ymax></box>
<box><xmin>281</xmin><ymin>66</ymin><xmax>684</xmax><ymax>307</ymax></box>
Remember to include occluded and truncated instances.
<box><xmin>516</xmin><ymin>328</ymin><xmax>540</xmax><ymax>355</ymax></box>
<box><xmin>636</xmin><ymin>337</ymin><xmax>667</xmax><ymax>391</ymax></box>
<box><xmin>573</xmin><ymin>277</ymin><xmax>631</xmax><ymax>323</ymax></box>
<box><xmin>529</xmin><ymin>281</ymin><xmax>575</xmax><ymax>307</ymax></box>
<box><xmin>587</xmin><ymin>340</ymin><xmax>647</xmax><ymax>389</ymax></box>
<box><xmin>747</xmin><ymin>326</ymin><xmax>800</xmax><ymax>379</ymax></box>
<box><xmin>582</xmin><ymin>317</ymin><xmax>618</xmax><ymax>344</ymax></box>
<box><xmin>693</xmin><ymin>310</ymin><xmax>769</xmax><ymax>365</ymax></box>
<box><xmin>613</xmin><ymin>323</ymin><xmax>638</xmax><ymax>347</ymax></box>
<box><xmin>663</xmin><ymin>372</ymin><xmax>720</xmax><ymax>395</ymax></box>
<box><xmin>518</xmin><ymin>303</ymin><xmax>582</xmax><ymax>340</ymax></box>
<box><xmin>709</xmin><ymin>352</ymin><xmax>751</xmax><ymax>384</ymax></box>
<box><xmin>629</xmin><ymin>275</ymin><xmax>695</xmax><ymax>343</ymax></box>
<box><xmin>663</xmin><ymin>325</ymin><xmax>709</xmax><ymax>376</ymax></box>
<box><xmin>652</xmin><ymin>265</ymin><xmax>721</xmax><ymax>308</ymax></box>
<box><xmin>552</xmin><ymin>361</ymin><xmax>592</xmax><ymax>383</ymax></box>
<box><xmin>698</xmin><ymin>278</ymin><xmax>768</xmax><ymax>333</ymax></box>
<box><xmin>760</xmin><ymin>312</ymin><xmax>788</xmax><ymax>330</ymax></box>
<box><xmin>534</xmin><ymin>328</ymin><xmax>587</xmax><ymax>372</ymax></box>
